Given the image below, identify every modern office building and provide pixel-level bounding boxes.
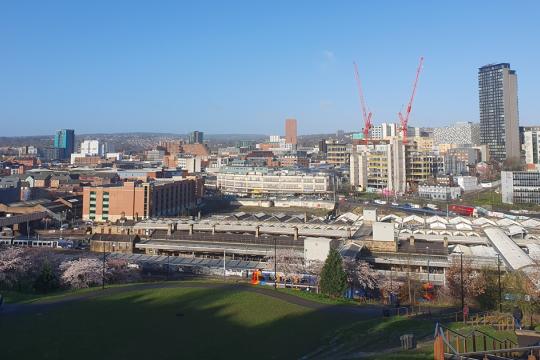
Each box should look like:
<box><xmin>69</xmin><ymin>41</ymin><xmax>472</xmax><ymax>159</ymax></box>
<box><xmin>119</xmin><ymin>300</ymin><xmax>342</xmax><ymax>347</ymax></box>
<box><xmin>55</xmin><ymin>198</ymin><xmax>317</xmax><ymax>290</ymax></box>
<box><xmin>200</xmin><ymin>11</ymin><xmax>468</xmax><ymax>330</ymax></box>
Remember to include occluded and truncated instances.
<box><xmin>82</xmin><ymin>178</ymin><xmax>197</xmax><ymax>222</ymax></box>
<box><xmin>54</xmin><ymin>129</ymin><xmax>75</xmax><ymax>159</ymax></box>
<box><xmin>188</xmin><ymin>131</ymin><xmax>204</xmax><ymax>144</ymax></box>
<box><xmin>501</xmin><ymin>171</ymin><xmax>540</xmax><ymax>205</ymax></box>
<box><xmin>433</xmin><ymin>122</ymin><xmax>480</xmax><ymax>146</ymax></box>
<box><xmin>216</xmin><ymin>168</ymin><xmax>330</xmax><ymax>195</ymax></box>
<box><xmin>285</xmin><ymin>118</ymin><xmax>298</xmax><ymax>145</ymax></box>
<box><xmin>478</xmin><ymin>63</ymin><xmax>520</xmax><ymax>162</ymax></box>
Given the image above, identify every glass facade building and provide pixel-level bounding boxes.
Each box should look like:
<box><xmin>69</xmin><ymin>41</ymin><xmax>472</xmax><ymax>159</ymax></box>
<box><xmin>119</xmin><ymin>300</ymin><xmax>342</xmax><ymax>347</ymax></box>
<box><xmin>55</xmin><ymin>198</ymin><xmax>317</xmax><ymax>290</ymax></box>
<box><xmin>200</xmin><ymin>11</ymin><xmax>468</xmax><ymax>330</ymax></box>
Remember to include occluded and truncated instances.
<box><xmin>54</xmin><ymin>129</ymin><xmax>75</xmax><ymax>159</ymax></box>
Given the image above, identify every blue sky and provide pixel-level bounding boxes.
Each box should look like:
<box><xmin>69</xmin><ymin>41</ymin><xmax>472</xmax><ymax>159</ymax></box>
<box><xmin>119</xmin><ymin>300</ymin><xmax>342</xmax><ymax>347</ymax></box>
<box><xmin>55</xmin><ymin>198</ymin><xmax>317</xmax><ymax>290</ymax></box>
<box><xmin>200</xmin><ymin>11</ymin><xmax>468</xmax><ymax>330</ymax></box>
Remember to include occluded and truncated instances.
<box><xmin>1</xmin><ymin>0</ymin><xmax>539</xmax><ymax>136</ymax></box>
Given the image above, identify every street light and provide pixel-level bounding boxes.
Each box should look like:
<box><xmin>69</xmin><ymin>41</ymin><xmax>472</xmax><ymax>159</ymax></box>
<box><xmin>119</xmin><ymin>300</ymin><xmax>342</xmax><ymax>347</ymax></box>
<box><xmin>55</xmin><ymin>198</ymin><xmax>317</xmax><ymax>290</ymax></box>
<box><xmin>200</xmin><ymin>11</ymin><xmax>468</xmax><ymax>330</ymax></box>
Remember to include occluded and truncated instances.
<box><xmin>496</xmin><ymin>253</ymin><xmax>502</xmax><ymax>312</ymax></box>
<box><xmin>274</xmin><ymin>237</ymin><xmax>277</xmax><ymax>290</ymax></box>
<box><xmin>426</xmin><ymin>246</ymin><xmax>430</xmax><ymax>284</ymax></box>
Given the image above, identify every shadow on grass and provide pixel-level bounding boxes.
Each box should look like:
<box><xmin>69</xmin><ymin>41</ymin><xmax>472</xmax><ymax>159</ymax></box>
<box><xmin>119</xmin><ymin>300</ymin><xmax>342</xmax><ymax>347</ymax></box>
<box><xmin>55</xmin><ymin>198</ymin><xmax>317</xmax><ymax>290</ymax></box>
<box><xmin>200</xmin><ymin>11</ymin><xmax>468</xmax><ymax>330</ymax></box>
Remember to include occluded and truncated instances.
<box><xmin>0</xmin><ymin>285</ymin><xmax>378</xmax><ymax>360</ymax></box>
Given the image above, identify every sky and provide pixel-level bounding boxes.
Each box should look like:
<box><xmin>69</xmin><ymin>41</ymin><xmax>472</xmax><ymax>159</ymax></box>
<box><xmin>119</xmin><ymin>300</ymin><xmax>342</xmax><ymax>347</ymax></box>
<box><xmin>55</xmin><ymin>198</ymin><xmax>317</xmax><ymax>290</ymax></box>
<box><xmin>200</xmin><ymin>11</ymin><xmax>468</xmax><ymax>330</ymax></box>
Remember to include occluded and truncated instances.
<box><xmin>1</xmin><ymin>0</ymin><xmax>539</xmax><ymax>136</ymax></box>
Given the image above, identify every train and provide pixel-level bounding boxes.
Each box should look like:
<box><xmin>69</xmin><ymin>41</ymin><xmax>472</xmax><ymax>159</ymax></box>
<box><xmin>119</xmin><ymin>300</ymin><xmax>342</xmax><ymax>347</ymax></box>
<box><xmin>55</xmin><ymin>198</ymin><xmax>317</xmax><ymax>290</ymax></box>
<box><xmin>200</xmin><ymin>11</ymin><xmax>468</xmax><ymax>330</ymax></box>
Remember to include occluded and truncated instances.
<box><xmin>250</xmin><ymin>269</ymin><xmax>318</xmax><ymax>289</ymax></box>
<box><xmin>448</xmin><ymin>204</ymin><xmax>477</xmax><ymax>217</ymax></box>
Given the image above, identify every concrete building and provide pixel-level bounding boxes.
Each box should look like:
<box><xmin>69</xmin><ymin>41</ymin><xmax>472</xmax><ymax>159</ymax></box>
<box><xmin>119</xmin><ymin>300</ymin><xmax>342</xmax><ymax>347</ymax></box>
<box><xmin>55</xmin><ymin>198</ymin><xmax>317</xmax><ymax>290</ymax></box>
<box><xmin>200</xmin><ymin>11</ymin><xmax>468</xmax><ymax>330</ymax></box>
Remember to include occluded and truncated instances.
<box><xmin>216</xmin><ymin>168</ymin><xmax>330</xmax><ymax>195</ymax></box>
<box><xmin>83</xmin><ymin>178</ymin><xmax>197</xmax><ymax>222</ymax></box>
<box><xmin>177</xmin><ymin>156</ymin><xmax>202</xmax><ymax>173</ymax></box>
<box><xmin>456</xmin><ymin>176</ymin><xmax>479</xmax><ymax>192</ymax></box>
<box><xmin>54</xmin><ymin>129</ymin><xmax>75</xmax><ymax>160</ymax></box>
<box><xmin>479</xmin><ymin>63</ymin><xmax>520</xmax><ymax>162</ymax></box>
<box><xmin>418</xmin><ymin>185</ymin><xmax>461</xmax><ymax>201</ymax></box>
<box><xmin>501</xmin><ymin>171</ymin><xmax>540</xmax><ymax>205</ymax></box>
<box><xmin>285</xmin><ymin>118</ymin><xmax>297</xmax><ymax>145</ymax></box>
<box><xmin>351</xmin><ymin>138</ymin><xmax>406</xmax><ymax>193</ymax></box>
<box><xmin>524</xmin><ymin>128</ymin><xmax>540</xmax><ymax>170</ymax></box>
<box><xmin>433</xmin><ymin>122</ymin><xmax>480</xmax><ymax>146</ymax></box>
<box><xmin>326</xmin><ymin>142</ymin><xmax>351</xmax><ymax>166</ymax></box>
<box><xmin>369</xmin><ymin>122</ymin><xmax>398</xmax><ymax>140</ymax></box>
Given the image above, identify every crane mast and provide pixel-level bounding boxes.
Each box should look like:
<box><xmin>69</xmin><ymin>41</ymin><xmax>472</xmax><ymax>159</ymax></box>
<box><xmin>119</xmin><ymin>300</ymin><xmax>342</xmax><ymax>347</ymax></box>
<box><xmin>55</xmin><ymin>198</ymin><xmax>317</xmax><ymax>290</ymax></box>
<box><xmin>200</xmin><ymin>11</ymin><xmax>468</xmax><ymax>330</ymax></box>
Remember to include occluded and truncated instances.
<box><xmin>353</xmin><ymin>62</ymin><xmax>373</xmax><ymax>145</ymax></box>
<box><xmin>399</xmin><ymin>56</ymin><xmax>424</xmax><ymax>143</ymax></box>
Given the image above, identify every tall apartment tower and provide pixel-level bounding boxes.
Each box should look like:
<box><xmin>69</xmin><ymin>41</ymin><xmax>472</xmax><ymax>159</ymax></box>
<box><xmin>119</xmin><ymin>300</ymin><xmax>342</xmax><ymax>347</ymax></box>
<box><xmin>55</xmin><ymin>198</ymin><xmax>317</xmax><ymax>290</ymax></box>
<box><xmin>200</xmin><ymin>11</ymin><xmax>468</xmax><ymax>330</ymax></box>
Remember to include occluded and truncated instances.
<box><xmin>54</xmin><ymin>129</ymin><xmax>75</xmax><ymax>159</ymax></box>
<box><xmin>478</xmin><ymin>63</ymin><xmax>520</xmax><ymax>162</ymax></box>
<box><xmin>285</xmin><ymin>118</ymin><xmax>297</xmax><ymax>145</ymax></box>
<box><xmin>188</xmin><ymin>131</ymin><xmax>204</xmax><ymax>144</ymax></box>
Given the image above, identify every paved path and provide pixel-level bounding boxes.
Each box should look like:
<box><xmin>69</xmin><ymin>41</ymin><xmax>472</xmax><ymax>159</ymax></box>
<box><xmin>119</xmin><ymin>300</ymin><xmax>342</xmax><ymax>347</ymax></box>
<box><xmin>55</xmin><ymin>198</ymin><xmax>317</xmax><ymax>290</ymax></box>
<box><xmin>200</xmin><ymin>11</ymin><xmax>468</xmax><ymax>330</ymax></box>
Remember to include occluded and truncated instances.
<box><xmin>1</xmin><ymin>282</ymin><xmax>383</xmax><ymax>318</ymax></box>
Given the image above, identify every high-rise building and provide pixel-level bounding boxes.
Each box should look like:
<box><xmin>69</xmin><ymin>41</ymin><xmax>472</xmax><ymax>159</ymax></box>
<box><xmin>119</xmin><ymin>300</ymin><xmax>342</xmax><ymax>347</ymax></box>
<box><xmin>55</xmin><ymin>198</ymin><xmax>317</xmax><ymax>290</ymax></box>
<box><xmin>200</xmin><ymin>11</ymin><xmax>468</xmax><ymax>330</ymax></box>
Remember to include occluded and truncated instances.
<box><xmin>285</xmin><ymin>118</ymin><xmax>297</xmax><ymax>145</ymax></box>
<box><xmin>433</xmin><ymin>122</ymin><xmax>480</xmax><ymax>145</ymax></box>
<box><xmin>478</xmin><ymin>63</ymin><xmax>520</xmax><ymax>162</ymax></box>
<box><xmin>188</xmin><ymin>131</ymin><xmax>204</xmax><ymax>144</ymax></box>
<box><xmin>54</xmin><ymin>129</ymin><xmax>75</xmax><ymax>159</ymax></box>
<box><xmin>522</xmin><ymin>126</ymin><xmax>540</xmax><ymax>170</ymax></box>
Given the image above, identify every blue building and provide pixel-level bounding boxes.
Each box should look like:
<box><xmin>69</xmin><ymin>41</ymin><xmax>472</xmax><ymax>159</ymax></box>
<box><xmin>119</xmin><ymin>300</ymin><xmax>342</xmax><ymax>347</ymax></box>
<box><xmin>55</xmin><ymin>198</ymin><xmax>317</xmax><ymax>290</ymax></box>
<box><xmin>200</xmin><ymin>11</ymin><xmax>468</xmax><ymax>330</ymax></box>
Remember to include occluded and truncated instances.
<box><xmin>54</xmin><ymin>129</ymin><xmax>75</xmax><ymax>159</ymax></box>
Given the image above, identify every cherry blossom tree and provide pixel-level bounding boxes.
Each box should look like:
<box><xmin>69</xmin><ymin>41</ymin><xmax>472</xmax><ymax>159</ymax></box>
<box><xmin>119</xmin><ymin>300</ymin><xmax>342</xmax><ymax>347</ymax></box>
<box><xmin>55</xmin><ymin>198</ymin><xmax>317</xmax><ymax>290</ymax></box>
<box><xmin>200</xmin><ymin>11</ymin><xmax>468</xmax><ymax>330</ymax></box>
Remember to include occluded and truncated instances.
<box><xmin>0</xmin><ymin>246</ymin><xmax>30</xmax><ymax>289</ymax></box>
<box><xmin>60</xmin><ymin>258</ymin><xmax>105</xmax><ymax>289</ymax></box>
<box><xmin>343</xmin><ymin>259</ymin><xmax>379</xmax><ymax>291</ymax></box>
<box><xmin>445</xmin><ymin>257</ymin><xmax>486</xmax><ymax>303</ymax></box>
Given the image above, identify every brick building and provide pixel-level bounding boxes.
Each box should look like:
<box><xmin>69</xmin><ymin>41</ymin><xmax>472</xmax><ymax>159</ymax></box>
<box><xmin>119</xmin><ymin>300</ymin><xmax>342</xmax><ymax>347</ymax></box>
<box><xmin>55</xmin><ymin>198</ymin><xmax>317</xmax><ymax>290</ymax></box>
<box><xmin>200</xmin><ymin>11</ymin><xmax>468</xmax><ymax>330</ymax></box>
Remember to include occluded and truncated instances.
<box><xmin>83</xmin><ymin>178</ymin><xmax>197</xmax><ymax>222</ymax></box>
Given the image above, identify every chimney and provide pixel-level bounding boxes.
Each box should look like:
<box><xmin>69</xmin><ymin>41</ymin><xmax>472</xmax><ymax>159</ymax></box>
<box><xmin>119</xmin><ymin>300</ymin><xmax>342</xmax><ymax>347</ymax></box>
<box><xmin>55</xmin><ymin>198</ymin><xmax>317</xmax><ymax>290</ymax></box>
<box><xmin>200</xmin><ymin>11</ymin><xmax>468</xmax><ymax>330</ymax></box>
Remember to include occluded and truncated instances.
<box><xmin>167</xmin><ymin>223</ymin><xmax>172</xmax><ymax>236</ymax></box>
<box><xmin>409</xmin><ymin>236</ymin><xmax>415</xmax><ymax>245</ymax></box>
<box><xmin>212</xmin><ymin>224</ymin><xmax>216</xmax><ymax>235</ymax></box>
<box><xmin>255</xmin><ymin>225</ymin><xmax>260</xmax><ymax>238</ymax></box>
<box><xmin>443</xmin><ymin>236</ymin><xmax>448</xmax><ymax>248</ymax></box>
<box><xmin>293</xmin><ymin>227</ymin><xmax>299</xmax><ymax>241</ymax></box>
<box><xmin>189</xmin><ymin>223</ymin><xmax>194</xmax><ymax>235</ymax></box>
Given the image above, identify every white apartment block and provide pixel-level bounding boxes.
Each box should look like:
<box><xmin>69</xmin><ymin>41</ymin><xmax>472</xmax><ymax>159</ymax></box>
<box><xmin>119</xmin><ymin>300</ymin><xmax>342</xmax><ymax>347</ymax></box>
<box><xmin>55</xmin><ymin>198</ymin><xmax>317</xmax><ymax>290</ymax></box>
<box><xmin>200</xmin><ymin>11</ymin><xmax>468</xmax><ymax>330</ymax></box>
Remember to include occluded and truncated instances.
<box><xmin>524</xmin><ymin>129</ymin><xmax>540</xmax><ymax>170</ymax></box>
<box><xmin>216</xmin><ymin>170</ymin><xmax>330</xmax><ymax>195</ymax></box>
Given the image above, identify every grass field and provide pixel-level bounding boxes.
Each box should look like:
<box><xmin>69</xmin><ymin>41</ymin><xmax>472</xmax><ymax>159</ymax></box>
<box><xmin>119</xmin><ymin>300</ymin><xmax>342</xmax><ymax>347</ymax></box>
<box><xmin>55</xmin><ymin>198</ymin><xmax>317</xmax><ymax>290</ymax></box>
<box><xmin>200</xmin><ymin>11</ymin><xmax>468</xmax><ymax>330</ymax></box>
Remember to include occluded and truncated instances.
<box><xmin>1</xmin><ymin>283</ymin><xmax>521</xmax><ymax>359</ymax></box>
<box><xmin>0</xmin><ymin>285</ymin><xmax>373</xmax><ymax>360</ymax></box>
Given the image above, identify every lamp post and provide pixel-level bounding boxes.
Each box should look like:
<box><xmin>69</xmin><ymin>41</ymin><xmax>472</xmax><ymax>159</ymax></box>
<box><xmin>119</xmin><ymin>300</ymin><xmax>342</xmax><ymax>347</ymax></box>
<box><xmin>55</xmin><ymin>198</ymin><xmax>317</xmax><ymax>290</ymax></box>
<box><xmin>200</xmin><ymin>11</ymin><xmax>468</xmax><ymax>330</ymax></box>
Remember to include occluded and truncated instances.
<box><xmin>102</xmin><ymin>242</ymin><xmax>106</xmax><ymax>290</ymax></box>
<box><xmin>460</xmin><ymin>252</ymin><xmax>464</xmax><ymax>321</ymax></box>
<box><xmin>497</xmin><ymin>253</ymin><xmax>502</xmax><ymax>312</ymax></box>
<box><xmin>274</xmin><ymin>237</ymin><xmax>277</xmax><ymax>290</ymax></box>
<box><xmin>426</xmin><ymin>246</ymin><xmax>430</xmax><ymax>284</ymax></box>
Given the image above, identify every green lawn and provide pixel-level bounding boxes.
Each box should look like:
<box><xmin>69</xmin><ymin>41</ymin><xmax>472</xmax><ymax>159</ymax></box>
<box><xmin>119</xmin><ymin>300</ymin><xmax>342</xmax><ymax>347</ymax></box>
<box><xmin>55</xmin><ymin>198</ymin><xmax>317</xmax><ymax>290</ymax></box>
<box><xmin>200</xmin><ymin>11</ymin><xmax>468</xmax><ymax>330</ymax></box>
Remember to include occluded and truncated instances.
<box><xmin>0</xmin><ymin>285</ymin><xmax>366</xmax><ymax>360</ymax></box>
<box><xmin>1</xmin><ymin>284</ymin><xmax>521</xmax><ymax>359</ymax></box>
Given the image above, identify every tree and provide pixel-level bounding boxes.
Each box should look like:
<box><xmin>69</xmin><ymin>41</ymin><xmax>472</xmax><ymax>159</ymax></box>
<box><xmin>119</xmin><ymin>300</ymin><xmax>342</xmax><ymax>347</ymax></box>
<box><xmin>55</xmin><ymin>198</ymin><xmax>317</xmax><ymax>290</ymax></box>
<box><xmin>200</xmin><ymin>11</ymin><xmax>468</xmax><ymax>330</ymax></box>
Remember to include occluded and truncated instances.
<box><xmin>60</xmin><ymin>258</ymin><xmax>105</xmax><ymax>289</ymax></box>
<box><xmin>343</xmin><ymin>259</ymin><xmax>378</xmax><ymax>291</ymax></box>
<box><xmin>265</xmin><ymin>248</ymin><xmax>305</xmax><ymax>276</ymax></box>
<box><xmin>34</xmin><ymin>261</ymin><xmax>59</xmax><ymax>293</ymax></box>
<box><xmin>445</xmin><ymin>257</ymin><xmax>486</xmax><ymax>304</ymax></box>
<box><xmin>0</xmin><ymin>246</ymin><xmax>31</xmax><ymax>289</ymax></box>
<box><xmin>319</xmin><ymin>249</ymin><xmax>347</xmax><ymax>297</ymax></box>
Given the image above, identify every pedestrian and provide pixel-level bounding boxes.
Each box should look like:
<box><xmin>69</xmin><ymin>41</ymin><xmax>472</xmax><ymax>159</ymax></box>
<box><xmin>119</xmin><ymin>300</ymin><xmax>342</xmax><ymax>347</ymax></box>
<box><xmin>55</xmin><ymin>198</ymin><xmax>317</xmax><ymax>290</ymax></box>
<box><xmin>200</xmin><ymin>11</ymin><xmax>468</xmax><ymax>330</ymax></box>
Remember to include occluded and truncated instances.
<box><xmin>513</xmin><ymin>306</ymin><xmax>523</xmax><ymax>330</ymax></box>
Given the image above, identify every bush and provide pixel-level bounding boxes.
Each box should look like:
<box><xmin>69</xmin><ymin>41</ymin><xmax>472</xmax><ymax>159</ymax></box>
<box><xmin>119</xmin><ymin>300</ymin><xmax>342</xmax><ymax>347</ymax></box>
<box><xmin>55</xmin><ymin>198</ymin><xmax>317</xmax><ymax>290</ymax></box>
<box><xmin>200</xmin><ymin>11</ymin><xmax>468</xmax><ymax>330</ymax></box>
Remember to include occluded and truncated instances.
<box><xmin>34</xmin><ymin>261</ymin><xmax>60</xmax><ymax>293</ymax></box>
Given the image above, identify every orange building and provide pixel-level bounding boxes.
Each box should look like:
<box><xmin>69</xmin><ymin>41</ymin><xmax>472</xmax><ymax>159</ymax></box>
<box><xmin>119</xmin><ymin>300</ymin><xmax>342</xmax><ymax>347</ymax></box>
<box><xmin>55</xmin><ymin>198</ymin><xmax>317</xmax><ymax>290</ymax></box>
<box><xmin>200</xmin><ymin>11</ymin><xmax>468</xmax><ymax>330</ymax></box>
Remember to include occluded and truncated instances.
<box><xmin>285</xmin><ymin>118</ymin><xmax>297</xmax><ymax>145</ymax></box>
<box><xmin>83</xmin><ymin>178</ymin><xmax>196</xmax><ymax>222</ymax></box>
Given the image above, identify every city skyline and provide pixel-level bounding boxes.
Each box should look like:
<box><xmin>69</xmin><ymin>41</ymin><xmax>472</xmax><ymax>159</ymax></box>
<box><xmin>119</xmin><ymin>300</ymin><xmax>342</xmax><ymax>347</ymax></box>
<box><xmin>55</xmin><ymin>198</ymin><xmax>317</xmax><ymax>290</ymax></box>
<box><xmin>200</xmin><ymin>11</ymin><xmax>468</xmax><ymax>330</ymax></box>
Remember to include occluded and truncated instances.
<box><xmin>1</xmin><ymin>1</ymin><xmax>540</xmax><ymax>136</ymax></box>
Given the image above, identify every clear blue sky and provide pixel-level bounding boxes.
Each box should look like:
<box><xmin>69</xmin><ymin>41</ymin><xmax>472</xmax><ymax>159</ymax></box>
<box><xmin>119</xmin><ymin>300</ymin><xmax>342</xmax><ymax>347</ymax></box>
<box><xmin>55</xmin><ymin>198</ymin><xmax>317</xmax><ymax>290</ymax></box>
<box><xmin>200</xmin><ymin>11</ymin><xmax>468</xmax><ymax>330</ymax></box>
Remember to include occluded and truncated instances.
<box><xmin>1</xmin><ymin>0</ymin><xmax>539</xmax><ymax>136</ymax></box>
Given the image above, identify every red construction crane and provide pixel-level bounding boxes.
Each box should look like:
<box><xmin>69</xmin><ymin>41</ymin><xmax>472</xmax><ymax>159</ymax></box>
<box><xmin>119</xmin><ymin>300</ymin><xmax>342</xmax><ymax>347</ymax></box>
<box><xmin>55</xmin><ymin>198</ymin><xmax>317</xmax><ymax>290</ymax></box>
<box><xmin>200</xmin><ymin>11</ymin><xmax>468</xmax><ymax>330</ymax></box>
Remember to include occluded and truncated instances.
<box><xmin>398</xmin><ymin>56</ymin><xmax>424</xmax><ymax>143</ymax></box>
<box><xmin>353</xmin><ymin>62</ymin><xmax>373</xmax><ymax>144</ymax></box>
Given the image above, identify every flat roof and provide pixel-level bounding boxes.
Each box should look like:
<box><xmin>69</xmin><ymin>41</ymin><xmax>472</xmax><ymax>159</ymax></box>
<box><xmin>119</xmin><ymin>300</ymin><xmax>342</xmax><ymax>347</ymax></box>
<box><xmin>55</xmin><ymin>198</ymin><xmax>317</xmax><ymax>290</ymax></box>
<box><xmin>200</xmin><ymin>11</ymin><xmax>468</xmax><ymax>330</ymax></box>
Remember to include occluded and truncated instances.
<box><xmin>483</xmin><ymin>227</ymin><xmax>534</xmax><ymax>270</ymax></box>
